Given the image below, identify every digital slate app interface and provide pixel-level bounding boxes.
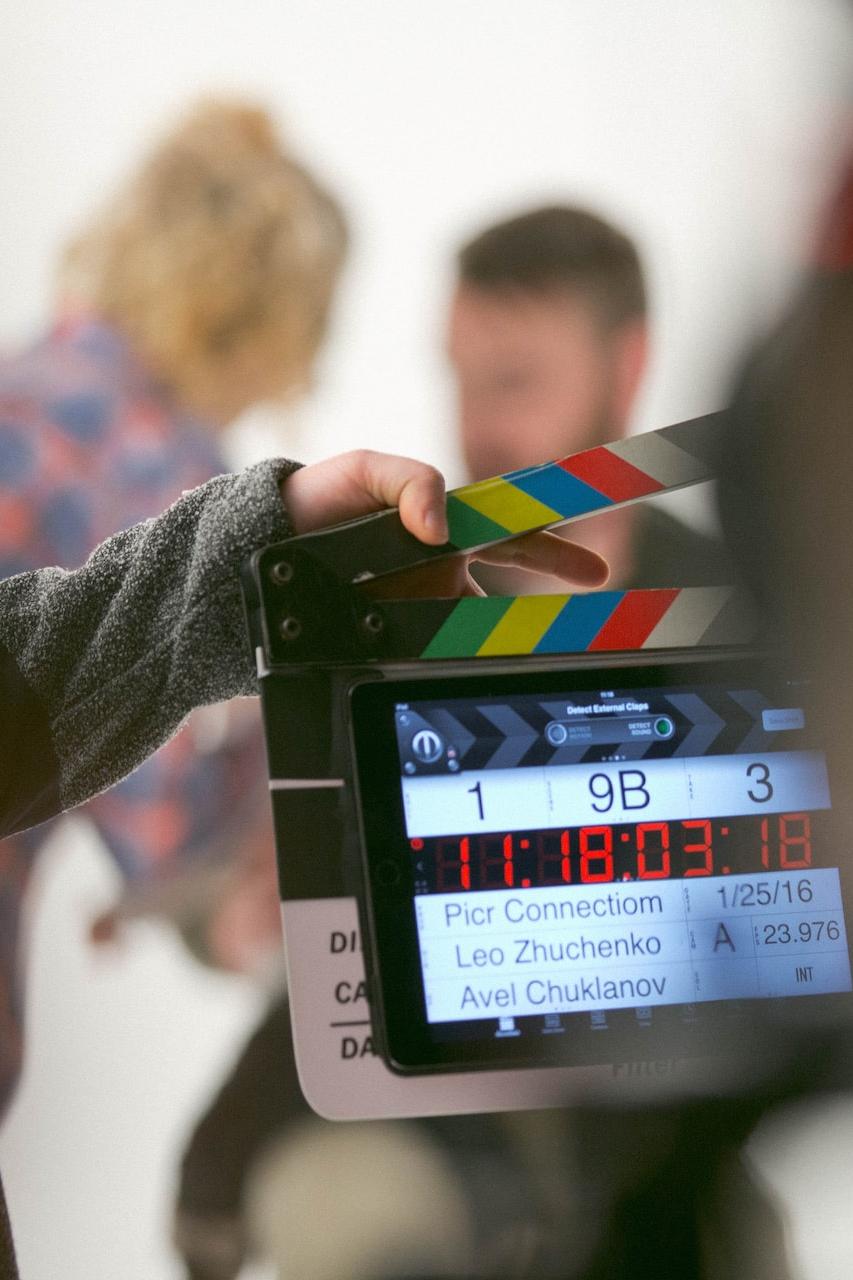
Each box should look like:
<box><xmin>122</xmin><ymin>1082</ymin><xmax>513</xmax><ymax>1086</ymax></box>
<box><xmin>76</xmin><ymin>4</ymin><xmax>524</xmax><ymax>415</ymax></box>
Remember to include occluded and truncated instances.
<box><xmin>392</xmin><ymin>676</ymin><xmax>851</xmax><ymax>1046</ymax></box>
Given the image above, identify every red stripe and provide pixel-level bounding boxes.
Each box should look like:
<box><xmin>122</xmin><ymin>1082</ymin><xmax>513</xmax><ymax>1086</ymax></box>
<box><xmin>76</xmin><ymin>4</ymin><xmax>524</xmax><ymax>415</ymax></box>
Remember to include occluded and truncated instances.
<box><xmin>588</xmin><ymin>589</ymin><xmax>680</xmax><ymax>651</ymax></box>
<box><xmin>559</xmin><ymin>446</ymin><xmax>665</xmax><ymax>502</ymax></box>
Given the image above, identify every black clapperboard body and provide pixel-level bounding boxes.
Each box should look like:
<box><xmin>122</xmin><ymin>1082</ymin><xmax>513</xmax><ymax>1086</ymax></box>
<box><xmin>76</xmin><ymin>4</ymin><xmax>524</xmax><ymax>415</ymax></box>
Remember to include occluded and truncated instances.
<box><xmin>242</xmin><ymin>412</ymin><xmax>769</xmax><ymax>1119</ymax></box>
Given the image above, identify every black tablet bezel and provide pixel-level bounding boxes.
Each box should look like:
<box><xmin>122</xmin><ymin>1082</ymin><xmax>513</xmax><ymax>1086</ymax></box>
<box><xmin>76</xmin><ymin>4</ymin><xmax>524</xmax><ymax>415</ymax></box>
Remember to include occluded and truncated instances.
<box><xmin>350</xmin><ymin>652</ymin><xmax>853</xmax><ymax>1075</ymax></box>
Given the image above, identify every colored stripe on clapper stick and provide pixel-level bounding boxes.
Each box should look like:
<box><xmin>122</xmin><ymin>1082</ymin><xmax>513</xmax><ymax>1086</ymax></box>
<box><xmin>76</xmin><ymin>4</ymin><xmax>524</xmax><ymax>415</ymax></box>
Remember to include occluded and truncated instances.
<box><xmin>417</xmin><ymin>587</ymin><xmax>751</xmax><ymax>659</ymax></box>
<box><xmin>277</xmin><ymin>412</ymin><xmax>726</xmax><ymax>585</ymax></box>
<box><xmin>419</xmin><ymin>597</ymin><xmax>515</xmax><ymax>658</ymax></box>
<box><xmin>587</xmin><ymin>590</ymin><xmax>680</xmax><ymax>650</ymax></box>
<box><xmin>445</xmin><ymin>413</ymin><xmax>719</xmax><ymax>553</ymax></box>
<box><xmin>420</xmin><ymin>593</ymin><xmax>626</xmax><ymax>658</ymax></box>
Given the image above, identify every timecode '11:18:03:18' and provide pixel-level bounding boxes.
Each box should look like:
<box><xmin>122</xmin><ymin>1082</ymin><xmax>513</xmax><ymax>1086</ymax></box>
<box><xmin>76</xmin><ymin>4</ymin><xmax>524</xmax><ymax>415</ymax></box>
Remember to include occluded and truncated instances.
<box><xmin>409</xmin><ymin>813</ymin><xmax>814</xmax><ymax>892</ymax></box>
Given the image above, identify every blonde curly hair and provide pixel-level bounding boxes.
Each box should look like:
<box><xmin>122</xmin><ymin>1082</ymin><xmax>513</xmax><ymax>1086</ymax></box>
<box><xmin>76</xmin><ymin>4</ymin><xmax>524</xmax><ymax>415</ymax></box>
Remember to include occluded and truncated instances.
<box><xmin>60</xmin><ymin>99</ymin><xmax>348</xmax><ymax>413</ymax></box>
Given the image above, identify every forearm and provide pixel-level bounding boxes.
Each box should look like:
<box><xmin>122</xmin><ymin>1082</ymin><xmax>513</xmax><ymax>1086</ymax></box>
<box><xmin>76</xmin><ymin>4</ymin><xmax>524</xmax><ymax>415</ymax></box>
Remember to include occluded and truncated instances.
<box><xmin>0</xmin><ymin>457</ymin><xmax>297</xmax><ymax>823</ymax></box>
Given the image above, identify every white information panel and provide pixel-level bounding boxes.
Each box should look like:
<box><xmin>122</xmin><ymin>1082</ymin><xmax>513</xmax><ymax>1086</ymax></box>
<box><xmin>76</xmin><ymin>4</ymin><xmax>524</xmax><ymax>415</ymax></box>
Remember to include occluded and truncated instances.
<box><xmin>415</xmin><ymin>867</ymin><xmax>852</xmax><ymax>1023</ymax></box>
<box><xmin>403</xmin><ymin>751</ymin><xmax>830</xmax><ymax>839</ymax></box>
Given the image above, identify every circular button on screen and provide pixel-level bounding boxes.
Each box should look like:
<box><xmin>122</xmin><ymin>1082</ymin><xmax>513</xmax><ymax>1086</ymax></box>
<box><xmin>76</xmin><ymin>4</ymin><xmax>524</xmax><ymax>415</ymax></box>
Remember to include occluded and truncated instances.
<box><xmin>411</xmin><ymin>729</ymin><xmax>444</xmax><ymax>764</ymax></box>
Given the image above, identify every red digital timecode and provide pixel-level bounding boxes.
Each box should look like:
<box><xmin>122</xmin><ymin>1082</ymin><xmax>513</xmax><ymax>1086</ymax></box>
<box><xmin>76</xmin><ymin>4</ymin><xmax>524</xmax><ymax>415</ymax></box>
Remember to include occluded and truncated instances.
<box><xmin>412</xmin><ymin>813</ymin><xmax>812</xmax><ymax>891</ymax></box>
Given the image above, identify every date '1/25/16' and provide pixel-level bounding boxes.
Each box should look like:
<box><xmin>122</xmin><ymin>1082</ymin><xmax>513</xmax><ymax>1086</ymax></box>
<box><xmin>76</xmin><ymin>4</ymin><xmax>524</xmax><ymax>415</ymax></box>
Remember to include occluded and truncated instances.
<box><xmin>410</xmin><ymin>813</ymin><xmax>814</xmax><ymax>893</ymax></box>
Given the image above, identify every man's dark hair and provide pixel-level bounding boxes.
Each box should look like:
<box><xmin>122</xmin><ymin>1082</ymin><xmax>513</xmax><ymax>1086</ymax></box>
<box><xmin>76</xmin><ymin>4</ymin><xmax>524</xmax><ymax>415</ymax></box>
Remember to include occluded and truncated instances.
<box><xmin>458</xmin><ymin>204</ymin><xmax>646</xmax><ymax>330</ymax></box>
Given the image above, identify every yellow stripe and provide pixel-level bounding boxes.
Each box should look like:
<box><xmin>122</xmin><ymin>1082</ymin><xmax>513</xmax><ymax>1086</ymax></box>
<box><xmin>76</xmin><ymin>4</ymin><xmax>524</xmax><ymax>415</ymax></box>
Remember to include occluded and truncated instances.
<box><xmin>476</xmin><ymin>595</ymin><xmax>568</xmax><ymax>656</ymax></box>
<box><xmin>453</xmin><ymin>477</ymin><xmax>562</xmax><ymax>535</ymax></box>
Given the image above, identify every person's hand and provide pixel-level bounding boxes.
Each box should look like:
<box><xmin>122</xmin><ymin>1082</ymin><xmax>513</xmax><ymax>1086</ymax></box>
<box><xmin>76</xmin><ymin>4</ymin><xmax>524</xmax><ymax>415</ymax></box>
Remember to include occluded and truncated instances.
<box><xmin>282</xmin><ymin>450</ymin><xmax>608</xmax><ymax>595</ymax></box>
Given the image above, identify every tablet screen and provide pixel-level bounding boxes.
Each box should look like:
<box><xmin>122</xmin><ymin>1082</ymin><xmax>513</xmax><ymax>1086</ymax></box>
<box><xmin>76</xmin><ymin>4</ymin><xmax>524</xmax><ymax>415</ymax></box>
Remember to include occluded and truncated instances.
<box><xmin>352</xmin><ymin>657</ymin><xmax>852</xmax><ymax>1072</ymax></box>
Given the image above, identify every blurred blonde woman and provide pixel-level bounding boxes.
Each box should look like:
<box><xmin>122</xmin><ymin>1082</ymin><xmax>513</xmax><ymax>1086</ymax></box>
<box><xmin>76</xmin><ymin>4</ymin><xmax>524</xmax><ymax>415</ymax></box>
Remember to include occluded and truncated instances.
<box><xmin>62</xmin><ymin>97</ymin><xmax>347</xmax><ymax>423</ymax></box>
<box><xmin>0</xmin><ymin>98</ymin><xmax>348</xmax><ymax>1112</ymax></box>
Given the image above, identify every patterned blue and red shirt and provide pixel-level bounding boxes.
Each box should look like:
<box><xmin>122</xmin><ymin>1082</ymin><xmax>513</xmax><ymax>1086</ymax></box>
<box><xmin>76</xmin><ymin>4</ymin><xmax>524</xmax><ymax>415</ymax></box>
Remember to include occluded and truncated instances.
<box><xmin>0</xmin><ymin>316</ymin><xmax>272</xmax><ymax>1106</ymax></box>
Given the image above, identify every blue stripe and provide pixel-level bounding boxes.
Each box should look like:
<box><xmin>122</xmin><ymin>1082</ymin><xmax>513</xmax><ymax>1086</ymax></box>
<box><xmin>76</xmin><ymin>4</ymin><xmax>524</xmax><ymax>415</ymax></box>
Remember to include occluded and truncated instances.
<box><xmin>534</xmin><ymin>592</ymin><xmax>625</xmax><ymax>653</ymax></box>
<box><xmin>505</xmin><ymin>463</ymin><xmax>611</xmax><ymax>519</ymax></box>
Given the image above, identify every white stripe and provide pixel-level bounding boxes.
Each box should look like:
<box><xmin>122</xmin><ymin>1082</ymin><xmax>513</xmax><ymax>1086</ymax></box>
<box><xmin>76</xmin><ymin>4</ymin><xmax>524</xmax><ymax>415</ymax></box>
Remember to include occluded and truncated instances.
<box><xmin>642</xmin><ymin>587</ymin><xmax>732</xmax><ymax>649</ymax></box>
<box><xmin>609</xmin><ymin>432</ymin><xmax>711</xmax><ymax>488</ymax></box>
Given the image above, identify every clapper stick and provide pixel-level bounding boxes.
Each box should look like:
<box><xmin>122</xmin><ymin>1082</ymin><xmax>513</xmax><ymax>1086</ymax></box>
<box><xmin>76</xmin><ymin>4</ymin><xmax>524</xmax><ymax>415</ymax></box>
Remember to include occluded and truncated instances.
<box><xmin>244</xmin><ymin>409</ymin><xmax>754</xmax><ymax>666</ymax></box>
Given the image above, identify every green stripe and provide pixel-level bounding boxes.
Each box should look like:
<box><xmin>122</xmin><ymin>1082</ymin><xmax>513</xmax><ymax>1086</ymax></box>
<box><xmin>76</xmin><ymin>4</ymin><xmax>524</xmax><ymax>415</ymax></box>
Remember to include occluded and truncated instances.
<box><xmin>421</xmin><ymin>596</ymin><xmax>514</xmax><ymax>658</ymax></box>
<box><xmin>446</xmin><ymin>494</ymin><xmax>510</xmax><ymax>551</ymax></box>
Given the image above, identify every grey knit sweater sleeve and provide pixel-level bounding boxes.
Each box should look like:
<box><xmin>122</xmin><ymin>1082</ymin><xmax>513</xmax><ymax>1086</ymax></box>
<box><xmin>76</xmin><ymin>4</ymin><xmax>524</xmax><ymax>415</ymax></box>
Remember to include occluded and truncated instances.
<box><xmin>0</xmin><ymin>457</ymin><xmax>299</xmax><ymax>814</ymax></box>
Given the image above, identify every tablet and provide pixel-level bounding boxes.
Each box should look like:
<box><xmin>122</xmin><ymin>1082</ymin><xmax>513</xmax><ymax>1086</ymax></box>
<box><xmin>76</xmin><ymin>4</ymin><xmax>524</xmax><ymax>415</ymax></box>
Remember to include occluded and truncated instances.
<box><xmin>351</xmin><ymin>654</ymin><xmax>852</xmax><ymax>1074</ymax></box>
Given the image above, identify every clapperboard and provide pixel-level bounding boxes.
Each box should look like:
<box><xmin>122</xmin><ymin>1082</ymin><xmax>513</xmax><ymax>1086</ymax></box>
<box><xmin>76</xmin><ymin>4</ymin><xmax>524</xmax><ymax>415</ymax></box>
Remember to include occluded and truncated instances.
<box><xmin>241</xmin><ymin>411</ymin><xmax>772</xmax><ymax>1120</ymax></box>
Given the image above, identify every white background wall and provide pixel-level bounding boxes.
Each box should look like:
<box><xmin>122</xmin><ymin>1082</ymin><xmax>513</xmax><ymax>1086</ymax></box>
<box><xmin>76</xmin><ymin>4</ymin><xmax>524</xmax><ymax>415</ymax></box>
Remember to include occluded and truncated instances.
<box><xmin>2</xmin><ymin>2</ymin><xmax>853</xmax><ymax>1277</ymax></box>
